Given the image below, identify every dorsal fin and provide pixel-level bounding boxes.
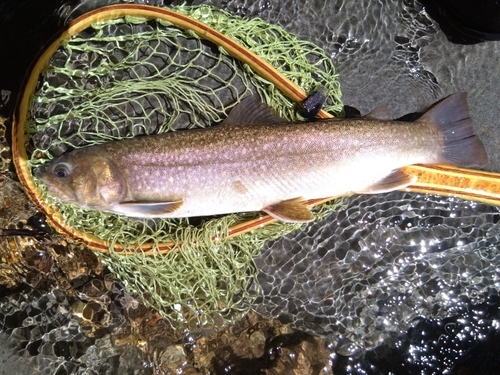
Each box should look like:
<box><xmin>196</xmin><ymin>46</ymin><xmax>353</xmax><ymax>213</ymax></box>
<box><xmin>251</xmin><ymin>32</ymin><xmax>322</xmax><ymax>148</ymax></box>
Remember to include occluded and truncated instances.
<box><xmin>222</xmin><ymin>95</ymin><xmax>287</xmax><ymax>125</ymax></box>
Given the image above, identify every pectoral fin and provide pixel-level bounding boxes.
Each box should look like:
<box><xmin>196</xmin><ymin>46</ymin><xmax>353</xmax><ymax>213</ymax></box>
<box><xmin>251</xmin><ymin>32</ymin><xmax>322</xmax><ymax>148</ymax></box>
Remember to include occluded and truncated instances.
<box><xmin>356</xmin><ymin>169</ymin><xmax>416</xmax><ymax>194</ymax></box>
<box><xmin>118</xmin><ymin>200</ymin><xmax>183</xmax><ymax>216</ymax></box>
<box><xmin>263</xmin><ymin>197</ymin><xmax>315</xmax><ymax>223</ymax></box>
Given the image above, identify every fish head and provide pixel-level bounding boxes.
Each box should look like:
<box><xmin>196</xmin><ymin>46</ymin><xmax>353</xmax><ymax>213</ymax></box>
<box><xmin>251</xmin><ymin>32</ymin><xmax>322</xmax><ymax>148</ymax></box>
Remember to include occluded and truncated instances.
<box><xmin>34</xmin><ymin>146</ymin><xmax>126</xmax><ymax>210</ymax></box>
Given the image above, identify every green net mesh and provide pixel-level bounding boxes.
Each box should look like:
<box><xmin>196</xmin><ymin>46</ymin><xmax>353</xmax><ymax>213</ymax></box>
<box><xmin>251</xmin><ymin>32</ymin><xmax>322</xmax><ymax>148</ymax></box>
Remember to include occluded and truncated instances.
<box><xmin>26</xmin><ymin>5</ymin><xmax>343</xmax><ymax>328</ymax></box>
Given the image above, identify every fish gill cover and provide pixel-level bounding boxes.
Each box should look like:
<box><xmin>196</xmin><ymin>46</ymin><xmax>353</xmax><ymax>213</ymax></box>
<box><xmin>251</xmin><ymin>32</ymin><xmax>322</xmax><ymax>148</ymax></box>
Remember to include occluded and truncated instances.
<box><xmin>23</xmin><ymin>4</ymin><xmax>344</xmax><ymax>328</ymax></box>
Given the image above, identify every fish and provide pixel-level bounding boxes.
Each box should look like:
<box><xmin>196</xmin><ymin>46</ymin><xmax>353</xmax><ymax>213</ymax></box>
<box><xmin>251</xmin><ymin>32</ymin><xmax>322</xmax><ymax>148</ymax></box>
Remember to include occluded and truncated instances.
<box><xmin>34</xmin><ymin>92</ymin><xmax>488</xmax><ymax>223</ymax></box>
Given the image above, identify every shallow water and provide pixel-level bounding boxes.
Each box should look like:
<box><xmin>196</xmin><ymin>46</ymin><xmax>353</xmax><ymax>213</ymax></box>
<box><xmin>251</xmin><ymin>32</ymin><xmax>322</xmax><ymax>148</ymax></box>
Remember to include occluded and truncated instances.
<box><xmin>255</xmin><ymin>192</ymin><xmax>500</xmax><ymax>349</ymax></box>
<box><xmin>1</xmin><ymin>0</ymin><xmax>500</xmax><ymax>374</ymax></box>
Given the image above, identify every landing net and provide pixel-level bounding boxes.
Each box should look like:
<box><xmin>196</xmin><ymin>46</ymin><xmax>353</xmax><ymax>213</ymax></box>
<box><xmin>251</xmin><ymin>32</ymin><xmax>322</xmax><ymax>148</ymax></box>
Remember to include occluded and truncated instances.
<box><xmin>23</xmin><ymin>4</ymin><xmax>343</xmax><ymax>327</ymax></box>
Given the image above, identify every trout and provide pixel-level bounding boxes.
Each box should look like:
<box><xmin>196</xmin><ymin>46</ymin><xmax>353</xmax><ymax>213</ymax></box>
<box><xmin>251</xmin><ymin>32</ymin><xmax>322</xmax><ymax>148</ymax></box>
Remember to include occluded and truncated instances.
<box><xmin>35</xmin><ymin>92</ymin><xmax>488</xmax><ymax>222</ymax></box>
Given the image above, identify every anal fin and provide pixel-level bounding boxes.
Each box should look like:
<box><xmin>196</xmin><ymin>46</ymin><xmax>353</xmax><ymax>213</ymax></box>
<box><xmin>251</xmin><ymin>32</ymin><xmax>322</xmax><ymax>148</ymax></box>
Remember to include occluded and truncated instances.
<box><xmin>263</xmin><ymin>197</ymin><xmax>314</xmax><ymax>223</ymax></box>
<box><xmin>356</xmin><ymin>169</ymin><xmax>416</xmax><ymax>194</ymax></box>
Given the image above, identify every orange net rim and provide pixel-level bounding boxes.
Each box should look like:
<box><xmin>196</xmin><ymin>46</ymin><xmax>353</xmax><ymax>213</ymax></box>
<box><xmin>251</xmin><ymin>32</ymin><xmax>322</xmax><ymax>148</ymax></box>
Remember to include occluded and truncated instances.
<box><xmin>12</xmin><ymin>4</ymin><xmax>500</xmax><ymax>255</ymax></box>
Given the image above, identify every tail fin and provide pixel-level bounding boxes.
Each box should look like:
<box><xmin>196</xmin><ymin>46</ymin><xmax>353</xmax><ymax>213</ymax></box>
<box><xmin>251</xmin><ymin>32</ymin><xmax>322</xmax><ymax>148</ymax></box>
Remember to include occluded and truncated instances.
<box><xmin>419</xmin><ymin>92</ymin><xmax>488</xmax><ymax>167</ymax></box>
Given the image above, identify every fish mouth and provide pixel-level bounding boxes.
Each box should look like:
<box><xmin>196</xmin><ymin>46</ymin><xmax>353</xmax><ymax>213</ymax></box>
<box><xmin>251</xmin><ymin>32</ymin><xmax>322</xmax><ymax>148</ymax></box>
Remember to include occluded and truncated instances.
<box><xmin>34</xmin><ymin>167</ymin><xmax>78</xmax><ymax>203</ymax></box>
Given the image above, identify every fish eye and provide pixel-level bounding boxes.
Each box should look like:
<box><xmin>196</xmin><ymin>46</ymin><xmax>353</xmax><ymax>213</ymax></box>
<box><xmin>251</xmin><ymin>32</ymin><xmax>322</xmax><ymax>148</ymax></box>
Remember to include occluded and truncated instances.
<box><xmin>54</xmin><ymin>164</ymin><xmax>70</xmax><ymax>178</ymax></box>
